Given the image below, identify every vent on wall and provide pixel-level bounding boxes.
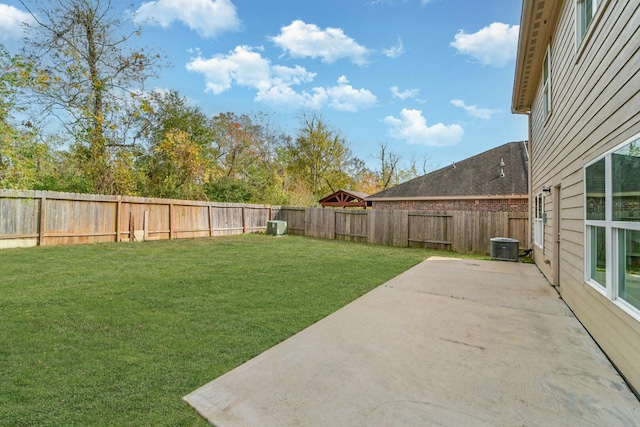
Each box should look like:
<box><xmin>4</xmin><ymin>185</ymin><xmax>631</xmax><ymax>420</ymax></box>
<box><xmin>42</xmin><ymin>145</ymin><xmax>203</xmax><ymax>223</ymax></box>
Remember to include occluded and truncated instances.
<box><xmin>490</xmin><ymin>238</ymin><xmax>519</xmax><ymax>262</ymax></box>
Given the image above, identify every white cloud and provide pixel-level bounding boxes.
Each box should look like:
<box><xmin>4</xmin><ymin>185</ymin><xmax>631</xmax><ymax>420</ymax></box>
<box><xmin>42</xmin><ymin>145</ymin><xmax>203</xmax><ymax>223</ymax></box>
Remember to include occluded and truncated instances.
<box><xmin>271</xmin><ymin>20</ymin><xmax>370</xmax><ymax>66</ymax></box>
<box><xmin>0</xmin><ymin>4</ymin><xmax>33</xmax><ymax>41</ymax></box>
<box><xmin>390</xmin><ymin>86</ymin><xmax>420</xmax><ymax>101</ymax></box>
<box><xmin>451</xmin><ymin>22</ymin><xmax>519</xmax><ymax>67</ymax></box>
<box><xmin>186</xmin><ymin>47</ymin><xmax>376</xmax><ymax>112</ymax></box>
<box><xmin>186</xmin><ymin>46</ymin><xmax>273</xmax><ymax>94</ymax></box>
<box><xmin>383</xmin><ymin>37</ymin><xmax>405</xmax><ymax>59</ymax></box>
<box><xmin>383</xmin><ymin>109</ymin><xmax>464</xmax><ymax>147</ymax></box>
<box><xmin>326</xmin><ymin>76</ymin><xmax>377</xmax><ymax>112</ymax></box>
<box><xmin>451</xmin><ymin>99</ymin><xmax>498</xmax><ymax>119</ymax></box>
<box><xmin>134</xmin><ymin>0</ymin><xmax>240</xmax><ymax>39</ymax></box>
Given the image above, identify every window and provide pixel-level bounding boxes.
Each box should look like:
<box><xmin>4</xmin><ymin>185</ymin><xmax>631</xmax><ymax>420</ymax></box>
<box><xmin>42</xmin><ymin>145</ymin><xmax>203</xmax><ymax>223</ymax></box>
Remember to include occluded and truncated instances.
<box><xmin>586</xmin><ymin>158</ymin><xmax>606</xmax><ymax>287</ymax></box>
<box><xmin>534</xmin><ymin>192</ymin><xmax>544</xmax><ymax>248</ymax></box>
<box><xmin>585</xmin><ymin>134</ymin><xmax>640</xmax><ymax>317</ymax></box>
<box><xmin>577</xmin><ymin>0</ymin><xmax>599</xmax><ymax>44</ymax></box>
<box><xmin>542</xmin><ymin>47</ymin><xmax>551</xmax><ymax>116</ymax></box>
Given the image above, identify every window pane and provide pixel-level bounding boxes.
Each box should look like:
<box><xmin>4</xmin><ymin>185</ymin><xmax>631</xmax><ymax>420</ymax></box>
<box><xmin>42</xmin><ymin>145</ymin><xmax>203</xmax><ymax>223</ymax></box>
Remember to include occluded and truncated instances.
<box><xmin>579</xmin><ymin>0</ymin><xmax>597</xmax><ymax>42</ymax></box>
<box><xmin>535</xmin><ymin>219</ymin><xmax>543</xmax><ymax>247</ymax></box>
<box><xmin>582</xmin><ymin>0</ymin><xmax>593</xmax><ymax>36</ymax></box>
<box><xmin>619</xmin><ymin>229</ymin><xmax>640</xmax><ymax>310</ymax></box>
<box><xmin>612</xmin><ymin>141</ymin><xmax>640</xmax><ymax>221</ymax></box>
<box><xmin>586</xmin><ymin>158</ymin><xmax>606</xmax><ymax>220</ymax></box>
<box><xmin>590</xmin><ymin>226</ymin><xmax>606</xmax><ymax>287</ymax></box>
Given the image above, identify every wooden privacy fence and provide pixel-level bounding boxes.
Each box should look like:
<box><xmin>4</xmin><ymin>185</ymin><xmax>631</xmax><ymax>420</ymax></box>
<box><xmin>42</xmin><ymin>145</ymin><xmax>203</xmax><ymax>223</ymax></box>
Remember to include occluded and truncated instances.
<box><xmin>278</xmin><ymin>207</ymin><xmax>529</xmax><ymax>254</ymax></box>
<box><xmin>0</xmin><ymin>190</ymin><xmax>528</xmax><ymax>254</ymax></box>
<box><xmin>0</xmin><ymin>190</ymin><xmax>280</xmax><ymax>249</ymax></box>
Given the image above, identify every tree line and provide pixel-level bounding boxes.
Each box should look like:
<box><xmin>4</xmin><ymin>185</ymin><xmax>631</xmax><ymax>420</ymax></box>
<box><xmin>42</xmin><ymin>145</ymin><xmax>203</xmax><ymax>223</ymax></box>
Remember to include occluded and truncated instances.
<box><xmin>0</xmin><ymin>0</ymin><xmax>420</xmax><ymax>206</ymax></box>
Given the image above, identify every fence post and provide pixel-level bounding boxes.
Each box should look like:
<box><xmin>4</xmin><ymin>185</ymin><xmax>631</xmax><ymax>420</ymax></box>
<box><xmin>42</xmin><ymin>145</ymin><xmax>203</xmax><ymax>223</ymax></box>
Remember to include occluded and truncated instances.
<box><xmin>115</xmin><ymin>199</ymin><xmax>122</xmax><ymax>242</ymax></box>
<box><xmin>208</xmin><ymin>205</ymin><xmax>213</xmax><ymax>237</ymax></box>
<box><xmin>38</xmin><ymin>194</ymin><xmax>46</xmax><ymax>247</ymax></box>
<box><xmin>129</xmin><ymin>212</ymin><xmax>135</xmax><ymax>242</ymax></box>
<box><xmin>169</xmin><ymin>203</ymin><xmax>174</xmax><ymax>240</ymax></box>
<box><xmin>242</xmin><ymin>207</ymin><xmax>247</xmax><ymax>234</ymax></box>
<box><xmin>143</xmin><ymin>211</ymin><xmax>149</xmax><ymax>241</ymax></box>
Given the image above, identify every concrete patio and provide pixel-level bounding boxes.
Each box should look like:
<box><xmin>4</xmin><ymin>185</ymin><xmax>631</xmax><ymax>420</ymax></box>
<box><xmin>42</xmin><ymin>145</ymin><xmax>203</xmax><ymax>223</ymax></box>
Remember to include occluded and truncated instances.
<box><xmin>184</xmin><ymin>257</ymin><xmax>640</xmax><ymax>426</ymax></box>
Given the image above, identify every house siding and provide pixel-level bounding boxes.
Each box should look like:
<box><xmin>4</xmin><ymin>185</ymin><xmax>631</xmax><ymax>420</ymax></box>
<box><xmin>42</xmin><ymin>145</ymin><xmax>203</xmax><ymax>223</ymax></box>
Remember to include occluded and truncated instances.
<box><xmin>528</xmin><ymin>0</ymin><xmax>640</xmax><ymax>391</ymax></box>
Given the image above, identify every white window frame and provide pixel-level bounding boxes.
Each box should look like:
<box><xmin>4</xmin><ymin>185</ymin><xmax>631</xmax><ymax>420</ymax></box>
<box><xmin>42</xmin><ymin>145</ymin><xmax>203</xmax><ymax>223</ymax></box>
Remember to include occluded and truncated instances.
<box><xmin>542</xmin><ymin>46</ymin><xmax>552</xmax><ymax>118</ymax></box>
<box><xmin>534</xmin><ymin>192</ymin><xmax>544</xmax><ymax>248</ymax></box>
<box><xmin>577</xmin><ymin>0</ymin><xmax>598</xmax><ymax>45</ymax></box>
<box><xmin>584</xmin><ymin>133</ymin><xmax>640</xmax><ymax>321</ymax></box>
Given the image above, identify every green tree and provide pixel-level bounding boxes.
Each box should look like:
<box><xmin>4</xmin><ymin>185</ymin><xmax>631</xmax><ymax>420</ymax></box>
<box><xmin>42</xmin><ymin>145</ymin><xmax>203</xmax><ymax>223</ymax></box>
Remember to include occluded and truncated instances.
<box><xmin>133</xmin><ymin>90</ymin><xmax>215</xmax><ymax>199</ymax></box>
<box><xmin>0</xmin><ymin>45</ymin><xmax>59</xmax><ymax>190</ymax></box>
<box><xmin>150</xmin><ymin>129</ymin><xmax>209</xmax><ymax>199</ymax></box>
<box><xmin>285</xmin><ymin>112</ymin><xmax>355</xmax><ymax>199</ymax></box>
<box><xmin>208</xmin><ymin>112</ymin><xmax>289</xmax><ymax>204</ymax></box>
<box><xmin>19</xmin><ymin>0</ymin><xmax>162</xmax><ymax>194</ymax></box>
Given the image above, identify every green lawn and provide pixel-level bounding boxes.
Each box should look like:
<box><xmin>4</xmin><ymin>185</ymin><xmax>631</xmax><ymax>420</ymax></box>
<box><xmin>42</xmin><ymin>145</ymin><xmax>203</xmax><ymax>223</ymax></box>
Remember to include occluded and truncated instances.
<box><xmin>0</xmin><ymin>234</ymin><xmax>461</xmax><ymax>426</ymax></box>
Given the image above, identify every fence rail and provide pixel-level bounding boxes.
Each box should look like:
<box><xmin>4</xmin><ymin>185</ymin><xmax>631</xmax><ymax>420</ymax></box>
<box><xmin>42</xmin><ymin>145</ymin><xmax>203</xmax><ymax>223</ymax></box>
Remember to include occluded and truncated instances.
<box><xmin>0</xmin><ymin>190</ymin><xmax>280</xmax><ymax>249</ymax></box>
<box><xmin>0</xmin><ymin>190</ymin><xmax>529</xmax><ymax>254</ymax></box>
<box><xmin>276</xmin><ymin>207</ymin><xmax>529</xmax><ymax>254</ymax></box>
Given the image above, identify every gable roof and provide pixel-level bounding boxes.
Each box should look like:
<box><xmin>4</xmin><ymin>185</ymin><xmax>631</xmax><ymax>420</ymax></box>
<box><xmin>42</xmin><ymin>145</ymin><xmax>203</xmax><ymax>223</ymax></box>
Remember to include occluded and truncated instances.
<box><xmin>318</xmin><ymin>189</ymin><xmax>369</xmax><ymax>208</ymax></box>
<box><xmin>368</xmin><ymin>141</ymin><xmax>529</xmax><ymax>200</ymax></box>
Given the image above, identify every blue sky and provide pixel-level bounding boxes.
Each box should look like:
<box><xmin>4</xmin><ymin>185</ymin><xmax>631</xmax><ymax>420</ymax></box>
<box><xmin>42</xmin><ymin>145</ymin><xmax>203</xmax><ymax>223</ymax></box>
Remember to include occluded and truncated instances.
<box><xmin>1</xmin><ymin>0</ymin><xmax>527</xmax><ymax>172</ymax></box>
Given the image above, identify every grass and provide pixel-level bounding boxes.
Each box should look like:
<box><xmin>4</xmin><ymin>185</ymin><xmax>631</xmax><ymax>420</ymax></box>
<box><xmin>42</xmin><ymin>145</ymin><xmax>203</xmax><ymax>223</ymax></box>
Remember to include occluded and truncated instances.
<box><xmin>0</xmin><ymin>234</ymin><xmax>470</xmax><ymax>426</ymax></box>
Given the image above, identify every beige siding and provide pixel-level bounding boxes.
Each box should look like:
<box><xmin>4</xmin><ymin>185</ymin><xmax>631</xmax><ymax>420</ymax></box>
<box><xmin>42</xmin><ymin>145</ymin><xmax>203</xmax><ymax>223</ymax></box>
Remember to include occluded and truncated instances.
<box><xmin>528</xmin><ymin>0</ymin><xmax>640</xmax><ymax>391</ymax></box>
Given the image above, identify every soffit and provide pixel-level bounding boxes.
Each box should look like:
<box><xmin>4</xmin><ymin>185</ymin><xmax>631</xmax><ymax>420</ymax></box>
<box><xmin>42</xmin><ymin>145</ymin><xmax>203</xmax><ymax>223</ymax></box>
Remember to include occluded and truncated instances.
<box><xmin>512</xmin><ymin>0</ymin><xmax>563</xmax><ymax>114</ymax></box>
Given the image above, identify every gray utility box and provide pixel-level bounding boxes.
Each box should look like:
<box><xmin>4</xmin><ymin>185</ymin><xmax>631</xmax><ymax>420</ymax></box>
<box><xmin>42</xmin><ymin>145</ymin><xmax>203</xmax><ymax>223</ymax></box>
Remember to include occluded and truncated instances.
<box><xmin>267</xmin><ymin>220</ymin><xmax>287</xmax><ymax>236</ymax></box>
<box><xmin>490</xmin><ymin>237</ymin><xmax>519</xmax><ymax>262</ymax></box>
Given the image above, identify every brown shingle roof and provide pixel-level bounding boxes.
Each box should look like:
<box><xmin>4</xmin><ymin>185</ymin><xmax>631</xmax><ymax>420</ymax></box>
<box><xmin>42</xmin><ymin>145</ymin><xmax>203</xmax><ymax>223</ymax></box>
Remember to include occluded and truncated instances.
<box><xmin>368</xmin><ymin>141</ymin><xmax>529</xmax><ymax>199</ymax></box>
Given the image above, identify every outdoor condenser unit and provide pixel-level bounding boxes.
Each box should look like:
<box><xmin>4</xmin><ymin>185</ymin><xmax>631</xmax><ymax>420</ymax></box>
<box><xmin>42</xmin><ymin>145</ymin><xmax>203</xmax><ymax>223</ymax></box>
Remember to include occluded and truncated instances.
<box><xmin>490</xmin><ymin>237</ymin><xmax>519</xmax><ymax>262</ymax></box>
<box><xmin>267</xmin><ymin>220</ymin><xmax>287</xmax><ymax>236</ymax></box>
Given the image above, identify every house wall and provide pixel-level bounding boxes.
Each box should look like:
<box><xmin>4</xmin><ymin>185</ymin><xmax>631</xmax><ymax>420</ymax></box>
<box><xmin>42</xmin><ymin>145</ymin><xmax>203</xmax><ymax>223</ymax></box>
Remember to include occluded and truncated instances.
<box><xmin>528</xmin><ymin>0</ymin><xmax>640</xmax><ymax>392</ymax></box>
<box><xmin>371</xmin><ymin>198</ymin><xmax>528</xmax><ymax>213</ymax></box>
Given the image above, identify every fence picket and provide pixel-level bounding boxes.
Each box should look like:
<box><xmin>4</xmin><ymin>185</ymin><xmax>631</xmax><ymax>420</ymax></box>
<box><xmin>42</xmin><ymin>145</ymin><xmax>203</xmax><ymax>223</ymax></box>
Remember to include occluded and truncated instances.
<box><xmin>0</xmin><ymin>190</ymin><xmax>529</xmax><ymax>253</ymax></box>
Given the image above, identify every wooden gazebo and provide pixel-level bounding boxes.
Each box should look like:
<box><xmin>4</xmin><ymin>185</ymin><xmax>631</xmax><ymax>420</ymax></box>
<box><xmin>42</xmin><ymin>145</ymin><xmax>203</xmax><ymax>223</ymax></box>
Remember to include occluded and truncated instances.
<box><xmin>318</xmin><ymin>190</ymin><xmax>369</xmax><ymax>209</ymax></box>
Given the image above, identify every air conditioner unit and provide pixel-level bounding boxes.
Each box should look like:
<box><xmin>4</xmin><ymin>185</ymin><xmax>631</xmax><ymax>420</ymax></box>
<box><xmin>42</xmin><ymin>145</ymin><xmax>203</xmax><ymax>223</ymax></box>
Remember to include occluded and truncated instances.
<box><xmin>267</xmin><ymin>220</ymin><xmax>287</xmax><ymax>236</ymax></box>
<box><xmin>490</xmin><ymin>237</ymin><xmax>519</xmax><ymax>262</ymax></box>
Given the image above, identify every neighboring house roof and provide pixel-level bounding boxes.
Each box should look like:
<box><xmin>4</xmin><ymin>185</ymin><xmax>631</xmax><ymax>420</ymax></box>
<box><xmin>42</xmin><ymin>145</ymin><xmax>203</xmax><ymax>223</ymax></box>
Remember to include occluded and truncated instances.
<box><xmin>318</xmin><ymin>189</ymin><xmax>370</xmax><ymax>208</ymax></box>
<box><xmin>512</xmin><ymin>0</ymin><xmax>563</xmax><ymax>113</ymax></box>
<box><xmin>367</xmin><ymin>141</ymin><xmax>529</xmax><ymax>200</ymax></box>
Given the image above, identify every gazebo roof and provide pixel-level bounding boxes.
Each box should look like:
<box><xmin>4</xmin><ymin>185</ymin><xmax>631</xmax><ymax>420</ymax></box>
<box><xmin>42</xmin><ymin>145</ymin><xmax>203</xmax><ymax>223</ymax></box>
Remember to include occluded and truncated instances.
<box><xmin>318</xmin><ymin>189</ymin><xmax>369</xmax><ymax>208</ymax></box>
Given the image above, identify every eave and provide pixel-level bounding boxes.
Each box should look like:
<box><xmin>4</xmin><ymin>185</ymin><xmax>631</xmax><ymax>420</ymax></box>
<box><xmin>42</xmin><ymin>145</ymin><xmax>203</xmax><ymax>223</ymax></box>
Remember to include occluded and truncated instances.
<box><xmin>366</xmin><ymin>195</ymin><xmax>529</xmax><ymax>202</ymax></box>
<box><xmin>512</xmin><ymin>0</ymin><xmax>563</xmax><ymax>114</ymax></box>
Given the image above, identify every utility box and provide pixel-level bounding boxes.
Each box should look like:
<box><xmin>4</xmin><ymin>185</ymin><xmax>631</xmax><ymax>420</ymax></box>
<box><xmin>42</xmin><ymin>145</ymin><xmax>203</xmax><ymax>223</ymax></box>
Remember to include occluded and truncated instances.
<box><xmin>490</xmin><ymin>237</ymin><xmax>519</xmax><ymax>262</ymax></box>
<box><xmin>267</xmin><ymin>220</ymin><xmax>287</xmax><ymax>236</ymax></box>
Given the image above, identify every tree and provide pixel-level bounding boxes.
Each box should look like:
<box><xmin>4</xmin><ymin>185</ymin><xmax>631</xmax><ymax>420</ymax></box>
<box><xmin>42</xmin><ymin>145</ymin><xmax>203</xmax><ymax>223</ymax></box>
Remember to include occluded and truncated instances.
<box><xmin>371</xmin><ymin>142</ymin><xmax>422</xmax><ymax>193</ymax></box>
<box><xmin>211</xmin><ymin>112</ymin><xmax>264</xmax><ymax>179</ymax></box>
<box><xmin>133</xmin><ymin>90</ymin><xmax>215</xmax><ymax>199</ymax></box>
<box><xmin>374</xmin><ymin>142</ymin><xmax>401</xmax><ymax>190</ymax></box>
<box><xmin>149</xmin><ymin>129</ymin><xmax>209</xmax><ymax>200</ymax></box>
<box><xmin>0</xmin><ymin>45</ymin><xmax>58</xmax><ymax>190</ymax></box>
<box><xmin>285</xmin><ymin>112</ymin><xmax>354</xmax><ymax>199</ymax></box>
<box><xmin>208</xmin><ymin>111</ymin><xmax>289</xmax><ymax>204</ymax></box>
<box><xmin>19</xmin><ymin>0</ymin><xmax>162</xmax><ymax>194</ymax></box>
